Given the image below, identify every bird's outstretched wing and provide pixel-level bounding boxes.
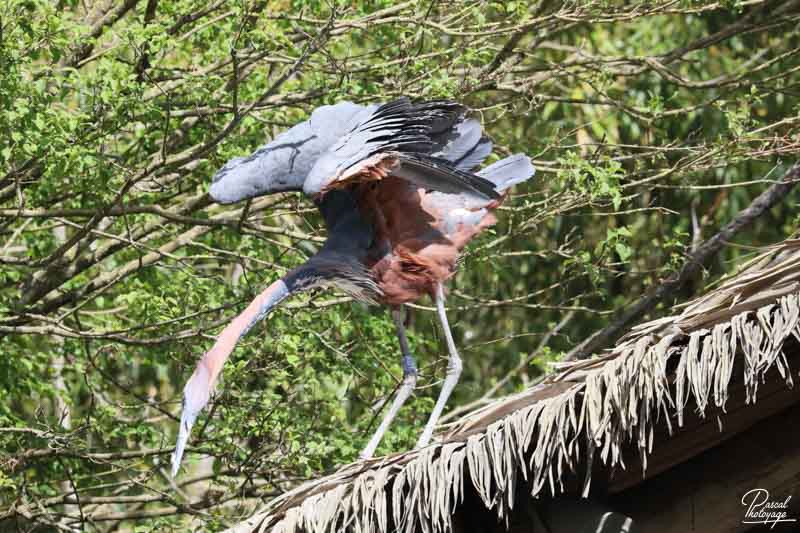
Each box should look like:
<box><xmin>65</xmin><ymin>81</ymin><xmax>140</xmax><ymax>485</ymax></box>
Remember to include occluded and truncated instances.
<box><xmin>209</xmin><ymin>101</ymin><xmax>374</xmax><ymax>204</ymax></box>
<box><xmin>303</xmin><ymin>98</ymin><xmax>500</xmax><ymax>200</ymax></box>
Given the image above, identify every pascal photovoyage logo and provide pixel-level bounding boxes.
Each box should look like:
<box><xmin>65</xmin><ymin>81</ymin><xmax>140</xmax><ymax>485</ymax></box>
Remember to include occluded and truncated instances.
<box><xmin>741</xmin><ymin>489</ymin><xmax>797</xmax><ymax>529</ymax></box>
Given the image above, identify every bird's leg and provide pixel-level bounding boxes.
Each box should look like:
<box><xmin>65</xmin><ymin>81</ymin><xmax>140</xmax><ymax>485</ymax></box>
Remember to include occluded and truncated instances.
<box><xmin>416</xmin><ymin>283</ymin><xmax>462</xmax><ymax>449</ymax></box>
<box><xmin>360</xmin><ymin>306</ymin><xmax>418</xmax><ymax>460</ymax></box>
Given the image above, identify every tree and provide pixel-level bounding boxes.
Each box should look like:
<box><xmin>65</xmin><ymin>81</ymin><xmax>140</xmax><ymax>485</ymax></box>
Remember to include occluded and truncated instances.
<box><xmin>1</xmin><ymin>0</ymin><xmax>798</xmax><ymax>530</ymax></box>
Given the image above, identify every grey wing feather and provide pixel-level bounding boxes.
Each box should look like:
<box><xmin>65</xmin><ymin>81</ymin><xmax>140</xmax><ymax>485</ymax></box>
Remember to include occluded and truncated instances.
<box><xmin>452</xmin><ymin>137</ymin><xmax>493</xmax><ymax>171</ymax></box>
<box><xmin>436</xmin><ymin>118</ymin><xmax>480</xmax><ymax>161</ymax></box>
<box><xmin>209</xmin><ymin>101</ymin><xmax>367</xmax><ymax>204</ymax></box>
<box><xmin>309</xmin><ymin>101</ymin><xmax>374</xmax><ymax>137</ymax></box>
<box><xmin>477</xmin><ymin>153</ymin><xmax>535</xmax><ymax>192</ymax></box>
<box><xmin>434</xmin><ymin>118</ymin><xmax>493</xmax><ymax>171</ymax></box>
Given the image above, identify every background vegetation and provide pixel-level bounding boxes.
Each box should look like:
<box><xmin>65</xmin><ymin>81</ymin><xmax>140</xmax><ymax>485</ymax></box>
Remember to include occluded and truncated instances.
<box><xmin>1</xmin><ymin>0</ymin><xmax>799</xmax><ymax>530</ymax></box>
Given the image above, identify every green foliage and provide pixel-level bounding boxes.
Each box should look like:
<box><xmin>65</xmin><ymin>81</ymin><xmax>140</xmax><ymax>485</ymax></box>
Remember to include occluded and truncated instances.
<box><xmin>1</xmin><ymin>0</ymin><xmax>798</xmax><ymax>530</ymax></box>
<box><xmin>558</xmin><ymin>151</ymin><xmax>626</xmax><ymax>210</ymax></box>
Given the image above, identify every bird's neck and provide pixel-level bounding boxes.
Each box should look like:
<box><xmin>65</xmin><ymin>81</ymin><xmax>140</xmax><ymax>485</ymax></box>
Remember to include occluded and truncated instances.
<box><xmin>317</xmin><ymin>189</ymin><xmax>374</xmax><ymax>254</ymax></box>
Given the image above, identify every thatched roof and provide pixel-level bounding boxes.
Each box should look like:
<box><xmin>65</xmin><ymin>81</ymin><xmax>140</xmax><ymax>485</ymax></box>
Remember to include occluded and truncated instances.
<box><xmin>228</xmin><ymin>238</ymin><xmax>800</xmax><ymax>533</ymax></box>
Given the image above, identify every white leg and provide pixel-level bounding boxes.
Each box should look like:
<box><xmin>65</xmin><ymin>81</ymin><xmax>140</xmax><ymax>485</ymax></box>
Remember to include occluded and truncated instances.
<box><xmin>416</xmin><ymin>283</ymin><xmax>462</xmax><ymax>449</ymax></box>
<box><xmin>360</xmin><ymin>306</ymin><xmax>418</xmax><ymax>460</ymax></box>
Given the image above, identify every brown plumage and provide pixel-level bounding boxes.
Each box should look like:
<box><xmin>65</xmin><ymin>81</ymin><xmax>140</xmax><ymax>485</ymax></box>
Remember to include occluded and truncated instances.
<box><xmin>357</xmin><ymin>177</ymin><xmax>498</xmax><ymax>304</ymax></box>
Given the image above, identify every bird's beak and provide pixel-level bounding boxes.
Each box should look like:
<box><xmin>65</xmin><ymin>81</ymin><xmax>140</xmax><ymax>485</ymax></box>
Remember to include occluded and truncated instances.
<box><xmin>171</xmin><ymin>362</ymin><xmax>212</xmax><ymax>477</ymax></box>
<box><xmin>172</xmin><ymin>406</ymin><xmax>195</xmax><ymax>478</ymax></box>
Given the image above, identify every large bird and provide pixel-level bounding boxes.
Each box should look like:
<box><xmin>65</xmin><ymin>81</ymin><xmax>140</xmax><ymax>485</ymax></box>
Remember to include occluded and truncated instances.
<box><xmin>171</xmin><ymin>98</ymin><xmax>534</xmax><ymax>476</ymax></box>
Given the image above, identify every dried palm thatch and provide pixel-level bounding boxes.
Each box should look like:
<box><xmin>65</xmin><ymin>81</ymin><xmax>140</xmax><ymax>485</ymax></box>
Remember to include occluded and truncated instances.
<box><xmin>228</xmin><ymin>238</ymin><xmax>800</xmax><ymax>533</ymax></box>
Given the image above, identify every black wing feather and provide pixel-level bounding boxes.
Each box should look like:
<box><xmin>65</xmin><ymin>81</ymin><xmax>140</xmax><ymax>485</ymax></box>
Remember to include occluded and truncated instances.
<box><xmin>393</xmin><ymin>153</ymin><xmax>500</xmax><ymax>199</ymax></box>
<box><xmin>349</xmin><ymin>98</ymin><xmax>500</xmax><ymax>198</ymax></box>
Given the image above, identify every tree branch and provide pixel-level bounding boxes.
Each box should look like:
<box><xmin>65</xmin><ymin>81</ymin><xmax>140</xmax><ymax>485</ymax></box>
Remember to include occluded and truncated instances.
<box><xmin>566</xmin><ymin>162</ymin><xmax>800</xmax><ymax>361</ymax></box>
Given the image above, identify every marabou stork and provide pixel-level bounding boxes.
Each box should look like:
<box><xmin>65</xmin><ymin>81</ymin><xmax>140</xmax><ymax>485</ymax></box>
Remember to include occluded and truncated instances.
<box><xmin>171</xmin><ymin>98</ymin><xmax>535</xmax><ymax>476</ymax></box>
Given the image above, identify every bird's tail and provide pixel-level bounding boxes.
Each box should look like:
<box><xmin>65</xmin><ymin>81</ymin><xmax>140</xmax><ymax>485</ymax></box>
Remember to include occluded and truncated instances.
<box><xmin>477</xmin><ymin>153</ymin><xmax>536</xmax><ymax>193</ymax></box>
